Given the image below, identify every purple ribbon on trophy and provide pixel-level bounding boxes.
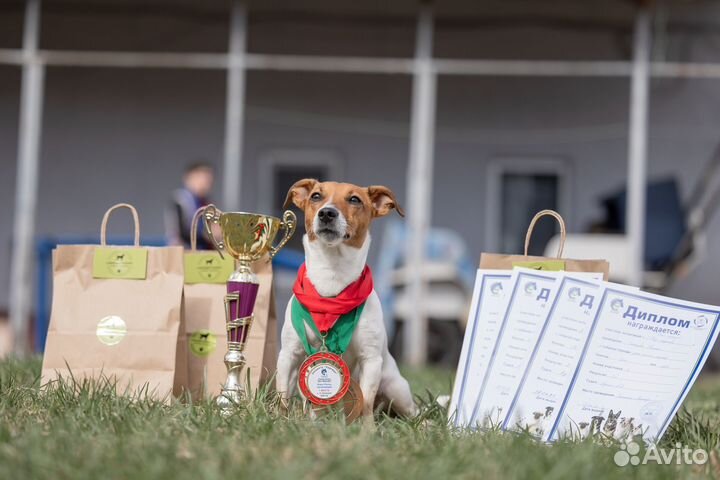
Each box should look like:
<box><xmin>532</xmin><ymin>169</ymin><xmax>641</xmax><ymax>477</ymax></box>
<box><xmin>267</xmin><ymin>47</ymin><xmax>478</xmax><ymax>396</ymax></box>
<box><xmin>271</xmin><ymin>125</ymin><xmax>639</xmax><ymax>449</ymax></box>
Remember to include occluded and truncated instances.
<box><xmin>226</xmin><ymin>281</ymin><xmax>259</xmax><ymax>344</ymax></box>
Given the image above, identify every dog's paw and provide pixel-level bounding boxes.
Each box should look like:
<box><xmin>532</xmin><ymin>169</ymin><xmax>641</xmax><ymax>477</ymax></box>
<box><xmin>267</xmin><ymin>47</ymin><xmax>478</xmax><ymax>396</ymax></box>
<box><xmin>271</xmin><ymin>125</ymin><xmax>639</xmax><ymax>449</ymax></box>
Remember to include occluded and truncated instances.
<box><xmin>276</xmin><ymin>393</ymin><xmax>292</xmax><ymax>415</ymax></box>
<box><xmin>361</xmin><ymin>414</ymin><xmax>378</xmax><ymax>429</ymax></box>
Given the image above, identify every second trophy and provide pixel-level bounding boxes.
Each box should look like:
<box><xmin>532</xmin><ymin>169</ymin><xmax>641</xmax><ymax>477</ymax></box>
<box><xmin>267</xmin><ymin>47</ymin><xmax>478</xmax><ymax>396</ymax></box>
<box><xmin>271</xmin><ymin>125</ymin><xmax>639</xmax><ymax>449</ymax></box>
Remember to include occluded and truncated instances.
<box><xmin>203</xmin><ymin>205</ymin><xmax>296</xmax><ymax>413</ymax></box>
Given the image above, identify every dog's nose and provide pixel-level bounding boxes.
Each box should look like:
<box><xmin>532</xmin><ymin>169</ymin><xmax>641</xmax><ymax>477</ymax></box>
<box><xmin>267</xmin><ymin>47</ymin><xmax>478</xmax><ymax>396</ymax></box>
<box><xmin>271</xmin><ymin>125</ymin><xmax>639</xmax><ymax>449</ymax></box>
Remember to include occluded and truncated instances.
<box><xmin>318</xmin><ymin>207</ymin><xmax>338</xmax><ymax>223</ymax></box>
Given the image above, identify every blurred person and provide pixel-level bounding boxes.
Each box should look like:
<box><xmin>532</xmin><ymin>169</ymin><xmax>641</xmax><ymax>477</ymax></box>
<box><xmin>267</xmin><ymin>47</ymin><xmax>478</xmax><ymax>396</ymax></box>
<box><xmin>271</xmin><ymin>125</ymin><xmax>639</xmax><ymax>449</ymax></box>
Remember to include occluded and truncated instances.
<box><xmin>165</xmin><ymin>161</ymin><xmax>216</xmax><ymax>249</ymax></box>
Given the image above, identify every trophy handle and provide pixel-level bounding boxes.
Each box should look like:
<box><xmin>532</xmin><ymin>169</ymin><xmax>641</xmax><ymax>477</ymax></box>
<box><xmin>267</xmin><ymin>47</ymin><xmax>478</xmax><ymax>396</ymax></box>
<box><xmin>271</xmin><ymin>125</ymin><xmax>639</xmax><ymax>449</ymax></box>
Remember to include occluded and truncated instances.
<box><xmin>203</xmin><ymin>204</ymin><xmax>226</xmax><ymax>260</ymax></box>
<box><xmin>269</xmin><ymin>210</ymin><xmax>297</xmax><ymax>258</ymax></box>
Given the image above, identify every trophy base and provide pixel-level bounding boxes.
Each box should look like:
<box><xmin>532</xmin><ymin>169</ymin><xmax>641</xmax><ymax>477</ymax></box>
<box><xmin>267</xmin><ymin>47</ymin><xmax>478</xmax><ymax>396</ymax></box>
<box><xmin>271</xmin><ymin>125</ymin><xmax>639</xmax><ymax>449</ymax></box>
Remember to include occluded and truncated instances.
<box><xmin>216</xmin><ymin>388</ymin><xmax>243</xmax><ymax>415</ymax></box>
<box><xmin>215</xmin><ymin>348</ymin><xmax>246</xmax><ymax>415</ymax></box>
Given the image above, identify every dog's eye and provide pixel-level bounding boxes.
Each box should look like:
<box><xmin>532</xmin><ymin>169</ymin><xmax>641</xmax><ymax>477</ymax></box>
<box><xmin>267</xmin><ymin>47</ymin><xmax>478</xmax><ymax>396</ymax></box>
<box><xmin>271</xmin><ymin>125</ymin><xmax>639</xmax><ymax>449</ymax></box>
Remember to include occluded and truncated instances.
<box><xmin>348</xmin><ymin>196</ymin><xmax>362</xmax><ymax>205</ymax></box>
<box><xmin>310</xmin><ymin>192</ymin><xmax>322</xmax><ymax>202</ymax></box>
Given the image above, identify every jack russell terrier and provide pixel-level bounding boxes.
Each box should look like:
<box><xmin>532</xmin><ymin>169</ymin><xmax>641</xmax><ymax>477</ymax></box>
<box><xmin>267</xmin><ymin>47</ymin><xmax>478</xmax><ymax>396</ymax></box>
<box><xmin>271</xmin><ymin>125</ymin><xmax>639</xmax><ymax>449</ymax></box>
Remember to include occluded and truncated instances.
<box><xmin>276</xmin><ymin>179</ymin><xmax>418</xmax><ymax>420</ymax></box>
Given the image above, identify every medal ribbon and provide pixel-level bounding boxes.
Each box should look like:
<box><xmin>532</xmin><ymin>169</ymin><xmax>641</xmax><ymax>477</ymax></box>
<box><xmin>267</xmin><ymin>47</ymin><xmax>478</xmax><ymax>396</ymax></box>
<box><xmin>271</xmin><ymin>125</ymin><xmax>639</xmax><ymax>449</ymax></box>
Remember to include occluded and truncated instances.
<box><xmin>292</xmin><ymin>263</ymin><xmax>373</xmax><ymax>333</ymax></box>
<box><xmin>291</xmin><ymin>262</ymin><xmax>373</xmax><ymax>355</ymax></box>
<box><xmin>291</xmin><ymin>297</ymin><xmax>365</xmax><ymax>355</ymax></box>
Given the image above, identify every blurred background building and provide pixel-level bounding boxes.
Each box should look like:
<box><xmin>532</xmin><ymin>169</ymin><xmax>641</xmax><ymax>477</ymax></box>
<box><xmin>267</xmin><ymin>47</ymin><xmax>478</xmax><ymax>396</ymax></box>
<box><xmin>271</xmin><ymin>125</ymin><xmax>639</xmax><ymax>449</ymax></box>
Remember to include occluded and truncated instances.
<box><xmin>2</xmin><ymin>0</ymin><xmax>720</xmax><ymax>366</ymax></box>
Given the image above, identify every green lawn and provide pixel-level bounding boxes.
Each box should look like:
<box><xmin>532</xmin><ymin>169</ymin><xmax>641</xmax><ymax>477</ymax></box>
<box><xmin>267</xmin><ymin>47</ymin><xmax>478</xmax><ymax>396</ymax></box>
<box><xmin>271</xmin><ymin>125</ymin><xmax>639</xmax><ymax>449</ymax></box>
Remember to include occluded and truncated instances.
<box><xmin>1</xmin><ymin>357</ymin><xmax>719</xmax><ymax>479</ymax></box>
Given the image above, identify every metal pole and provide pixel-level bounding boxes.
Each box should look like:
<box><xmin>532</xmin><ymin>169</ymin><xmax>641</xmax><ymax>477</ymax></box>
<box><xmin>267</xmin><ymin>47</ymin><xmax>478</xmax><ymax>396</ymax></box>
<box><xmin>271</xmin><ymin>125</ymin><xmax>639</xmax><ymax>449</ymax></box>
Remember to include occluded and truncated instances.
<box><xmin>222</xmin><ymin>1</ymin><xmax>247</xmax><ymax>211</ymax></box>
<box><xmin>10</xmin><ymin>0</ymin><xmax>44</xmax><ymax>354</ymax></box>
<box><xmin>404</xmin><ymin>3</ymin><xmax>436</xmax><ymax>366</ymax></box>
<box><xmin>7</xmin><ymin>47</ymin><xmax>720</xmax><ymax>80</ymax></box>
<box><xmin>627</xmin><ymin>6</ymin><xmax>652</xmax><ymax>287</ymax></box>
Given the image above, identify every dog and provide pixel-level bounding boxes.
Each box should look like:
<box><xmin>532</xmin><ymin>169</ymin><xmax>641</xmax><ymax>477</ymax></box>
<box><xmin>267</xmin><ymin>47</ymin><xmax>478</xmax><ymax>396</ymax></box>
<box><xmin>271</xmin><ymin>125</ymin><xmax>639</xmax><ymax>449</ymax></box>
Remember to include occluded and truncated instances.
<box><xmin>577</xmin><ymin>421</ymin><xmax>590</xmax><ymax>440</ymax></box>
<box><xmin>526</xmin><ymin>406</ymin><xmax>554</xmax><ymax>438</ymax></box>
<box><xmin>589</xmin><ymin>415</ymin><xmax>605</xmax><ymax>437</ymax></box>
<box><xmin>602</xmin><ymin>409</ymin><xmax>621</xmax><ymax>437</ymax></box>
<box><xmin>527</xmin><ymin>411</ymin><xmax>545</xmax><ymax>437</ymax></box>
<box><xmin>276</xmin><ymin>179</ymin><xmax>418</xmax><ymax>420</ymax></box>
<box><xmin>614</xmin><ymin>416</ymin><xmax>635</xmax><ymax>442</ymax></box>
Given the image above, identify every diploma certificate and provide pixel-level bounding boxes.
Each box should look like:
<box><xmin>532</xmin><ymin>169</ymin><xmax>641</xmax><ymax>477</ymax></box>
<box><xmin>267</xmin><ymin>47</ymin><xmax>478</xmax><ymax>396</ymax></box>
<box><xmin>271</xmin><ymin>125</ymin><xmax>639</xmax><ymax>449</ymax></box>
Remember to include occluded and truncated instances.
<box><xmin>547</xmin><ymin>284</ymin><xmax>720</xmax><ymax>443</ymax></box>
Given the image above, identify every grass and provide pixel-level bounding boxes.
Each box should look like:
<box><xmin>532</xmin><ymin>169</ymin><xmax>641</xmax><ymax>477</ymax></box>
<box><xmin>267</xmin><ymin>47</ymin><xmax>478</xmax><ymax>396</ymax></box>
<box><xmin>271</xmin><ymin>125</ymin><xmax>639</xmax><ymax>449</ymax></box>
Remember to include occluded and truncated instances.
<box><xmin>1</xmin><ymin>358</ymin><xmax>720</xmax><ymax>480</ymax></box>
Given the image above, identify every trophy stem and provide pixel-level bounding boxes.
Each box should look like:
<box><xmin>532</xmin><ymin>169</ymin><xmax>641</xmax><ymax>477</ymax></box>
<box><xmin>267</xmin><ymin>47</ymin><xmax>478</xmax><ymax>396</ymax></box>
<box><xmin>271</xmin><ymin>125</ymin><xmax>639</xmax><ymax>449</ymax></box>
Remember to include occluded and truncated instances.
<box><xmin>216</xmin><ymin>264</ymin><xmax>260</xmax><ymax>414</ymax></box>
<box><xmin>216</xmin><ymin>345</ymin><xmax>245</xmax><ymax>412</ymax></box>
<box><xmin>229</xmin><ymin>261</ymin><xmax>258</xmax><ymax>284</ymax></box>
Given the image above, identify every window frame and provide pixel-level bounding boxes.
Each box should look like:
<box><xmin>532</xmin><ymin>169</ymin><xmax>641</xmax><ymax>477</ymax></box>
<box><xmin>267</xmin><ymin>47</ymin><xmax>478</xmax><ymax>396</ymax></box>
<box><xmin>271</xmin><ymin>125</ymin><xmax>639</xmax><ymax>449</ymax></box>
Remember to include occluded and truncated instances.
<box><xmin>258</xmin><ymin>148</ymin><xmax>344</xmax><ymax>214</ymax></box>
<box><xmin>484</xmin><ymin>157</ymin><xmax>573</xmax><ymax>254</ymax></box>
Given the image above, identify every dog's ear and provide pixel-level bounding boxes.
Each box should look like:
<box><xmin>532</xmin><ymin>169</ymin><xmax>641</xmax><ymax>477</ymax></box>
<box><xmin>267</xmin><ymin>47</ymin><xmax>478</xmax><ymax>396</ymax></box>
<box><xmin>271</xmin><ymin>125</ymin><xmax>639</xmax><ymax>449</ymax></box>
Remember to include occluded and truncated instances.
<box><xmin>367</xmin><ymin>185</ymin><xmax>405</xmax><ymax>218</ymax></box>
<box><xmin>283</xmin><ymin>178</ymin><xmax>318</xmax><ymax>210</ymax></box>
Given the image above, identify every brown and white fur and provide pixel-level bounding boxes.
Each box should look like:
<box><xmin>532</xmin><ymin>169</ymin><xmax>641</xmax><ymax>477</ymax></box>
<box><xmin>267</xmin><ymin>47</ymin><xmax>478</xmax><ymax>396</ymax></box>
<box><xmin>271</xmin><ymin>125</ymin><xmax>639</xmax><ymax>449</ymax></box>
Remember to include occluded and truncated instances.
<box><xmin>276</xmin><ymin>179</ymin><xmax>418</xmax><ymax>421</ymax></box>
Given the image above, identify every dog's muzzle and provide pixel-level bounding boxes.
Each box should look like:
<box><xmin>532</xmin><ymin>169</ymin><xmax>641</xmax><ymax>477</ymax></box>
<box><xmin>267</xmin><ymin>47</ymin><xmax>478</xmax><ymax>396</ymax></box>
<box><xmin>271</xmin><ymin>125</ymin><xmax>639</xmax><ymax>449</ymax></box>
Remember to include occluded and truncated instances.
<box><xmin>318</xmin><ymin>207</ymin><xmax>338</xmax><ymax>225</ymax></box>
<box><xmin>315</xmin><ymin>207</ymin><xmax>346</xmax><ymax>241</ymax></box>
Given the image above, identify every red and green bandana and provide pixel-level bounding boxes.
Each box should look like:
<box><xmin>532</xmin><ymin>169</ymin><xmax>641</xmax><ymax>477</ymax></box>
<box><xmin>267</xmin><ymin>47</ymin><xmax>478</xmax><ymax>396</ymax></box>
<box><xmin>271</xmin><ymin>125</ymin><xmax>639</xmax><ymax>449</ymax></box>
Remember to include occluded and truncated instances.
<box><xmin>291</xmin><ymin>263</ymin><xmax>373</xmax><ymax>355</ymax></box>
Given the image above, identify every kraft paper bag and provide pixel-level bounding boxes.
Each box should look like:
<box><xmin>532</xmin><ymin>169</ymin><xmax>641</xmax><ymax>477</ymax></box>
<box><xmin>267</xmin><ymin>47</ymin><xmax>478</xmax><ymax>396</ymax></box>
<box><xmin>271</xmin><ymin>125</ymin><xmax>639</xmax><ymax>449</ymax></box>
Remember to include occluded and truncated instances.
<box><xmin>41</xmin><ymin>203</ymin><xmax>184</xmax><ymax>401</ymax></box>
<box><xmin>177</xmin><ymin>207</ymin><xmax>278</xmax><ymax>400</ymax></box>
<box><xmin>480</xmin><ymin>209</ymin><xmax>610</xmax><ymax>279</ymax></box>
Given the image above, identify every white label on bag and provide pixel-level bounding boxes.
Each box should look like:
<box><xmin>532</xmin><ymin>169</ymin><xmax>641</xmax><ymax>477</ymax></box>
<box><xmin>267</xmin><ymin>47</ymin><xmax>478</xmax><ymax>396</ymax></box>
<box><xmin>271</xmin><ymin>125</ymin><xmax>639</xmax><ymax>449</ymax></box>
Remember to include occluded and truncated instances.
<box><xmin>96</xmin><ymin>315</ymin><xmax>127</xmax><ymax>346</ymax></box>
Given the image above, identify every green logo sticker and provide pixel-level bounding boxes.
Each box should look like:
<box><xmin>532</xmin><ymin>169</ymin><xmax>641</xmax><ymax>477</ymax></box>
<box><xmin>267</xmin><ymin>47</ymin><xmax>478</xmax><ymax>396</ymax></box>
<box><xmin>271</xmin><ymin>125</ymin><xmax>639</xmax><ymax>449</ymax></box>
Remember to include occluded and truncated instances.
<box><xmin>512</xmin><ymin>260</ymin><xmax>566</xmax><ymax>272</ymax></box>
<box><xmin>93</xmin><ymin>248</ymin><xmax>148</xmax><ymax>280</ymax></box>
<box><xmin>184</xmin><ymin>252</ymin><xmax>234</xmax><ymax>284</ymax></box>
<box><xmin>96</xmin><ymin>315</ymin><xmax>127</xmax><ymax>346</ymax></box>
<box><xmin>190</xmin><ymin>330</ymin><xmax>217</xmax><ymax>357</ymax></box>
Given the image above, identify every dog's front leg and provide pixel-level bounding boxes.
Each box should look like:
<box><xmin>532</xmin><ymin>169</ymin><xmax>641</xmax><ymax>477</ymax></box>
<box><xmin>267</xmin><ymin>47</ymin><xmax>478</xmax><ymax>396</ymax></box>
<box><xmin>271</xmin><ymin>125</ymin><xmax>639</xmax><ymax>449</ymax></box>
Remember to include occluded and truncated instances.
<box><xmin>358</xmin><ymin>356</ymin><xmax>383</xmax><ymax>422</ymax></box>
<box><xmin>277</xmin><ymin>297</ymin><xmax>307</xmax><ymax>410</ymax></box>
<box><xmin>276</xmin><ymin>348</ymin><xmax>303</xmax><ymax>410</ymax></box>
<box><xmin>379</xmin><ymin>354</ymin><xmax>418</xmax><ymax>417</ymax></box>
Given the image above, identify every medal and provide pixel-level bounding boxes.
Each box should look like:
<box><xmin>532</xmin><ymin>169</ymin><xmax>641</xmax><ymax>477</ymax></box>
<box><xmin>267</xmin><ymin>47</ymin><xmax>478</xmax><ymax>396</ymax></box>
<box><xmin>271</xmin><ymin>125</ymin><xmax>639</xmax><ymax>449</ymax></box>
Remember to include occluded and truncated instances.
<box><xmin>341</xmin><ymin>379</ymin><xmax>364</xmax><ymax>424</ymax></box>
<box><xmin>310</xmin><ymin>378</ymin><xmax>364</xmax><ymax>424</ymax></box>
<box><xmin>291</xmin><ymin>266</ymin><xmax>373</xmax><ymax>418</ymax></box>
<box><xmin>298</xmin><ymin>350</ymin><xmax>351</xmax><ymax>406</ymax></box>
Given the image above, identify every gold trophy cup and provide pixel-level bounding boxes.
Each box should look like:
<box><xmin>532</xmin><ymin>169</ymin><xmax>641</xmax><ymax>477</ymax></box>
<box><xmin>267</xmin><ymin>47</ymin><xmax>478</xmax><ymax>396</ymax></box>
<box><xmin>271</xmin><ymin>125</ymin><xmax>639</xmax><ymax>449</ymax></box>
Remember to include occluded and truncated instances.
<box><xmin>203</xmin><ymin>205</ymin><xmax>296</xmax><ymax>413</ymax></box>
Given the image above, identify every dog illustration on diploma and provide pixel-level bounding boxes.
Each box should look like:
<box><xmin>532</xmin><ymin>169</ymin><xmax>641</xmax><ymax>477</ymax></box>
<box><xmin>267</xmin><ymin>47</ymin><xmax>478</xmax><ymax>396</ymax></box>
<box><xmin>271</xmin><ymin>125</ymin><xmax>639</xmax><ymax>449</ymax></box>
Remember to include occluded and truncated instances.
<box><xmin>589</xmin><ymin>415</ymin><xmax>605</xmax><ymax>437</ymax></box>
<box><xmin>614</xmin><ymin>416</ymin><xmax>635</xmax><ymax>442</ymax></box>
<box><xmin>603</xmin><ymin>409</ymin><xmax>621</xmax><ymax>437</ymax></box>
<box><xmin>526</xmin><ymin>406</ymin><xmax>554</xmax><ymax>438</ymax></box>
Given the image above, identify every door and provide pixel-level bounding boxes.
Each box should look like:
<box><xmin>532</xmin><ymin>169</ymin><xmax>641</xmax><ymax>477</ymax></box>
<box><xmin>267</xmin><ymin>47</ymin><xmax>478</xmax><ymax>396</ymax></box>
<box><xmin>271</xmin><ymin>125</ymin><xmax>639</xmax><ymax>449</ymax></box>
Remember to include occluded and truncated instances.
<box><xmin>486</xmin><ymin>158</ymin><xmax>571</xmax><ymax>255</ymax></box>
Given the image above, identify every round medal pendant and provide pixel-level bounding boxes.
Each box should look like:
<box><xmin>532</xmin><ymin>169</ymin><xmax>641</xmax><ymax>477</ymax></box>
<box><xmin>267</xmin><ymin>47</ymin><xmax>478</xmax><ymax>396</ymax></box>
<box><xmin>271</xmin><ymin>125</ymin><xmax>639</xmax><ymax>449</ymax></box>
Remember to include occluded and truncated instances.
<box><xmin>311</xmin><ymin>378</ymin><xmax>364</xmax><ymax>424</ymax></box>
<box><xmin>298</xmin><ymin>352</ymin><xmax>351</xmax><ymax>405</ymax></box>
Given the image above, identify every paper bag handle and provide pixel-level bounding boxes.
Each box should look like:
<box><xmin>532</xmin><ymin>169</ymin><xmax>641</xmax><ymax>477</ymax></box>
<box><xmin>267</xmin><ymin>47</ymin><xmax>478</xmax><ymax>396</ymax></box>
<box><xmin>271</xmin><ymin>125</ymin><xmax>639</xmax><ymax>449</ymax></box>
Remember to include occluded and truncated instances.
<box><xmin>524</xmin><ymin>209</ymin><xmax>566</xmax><ymax>258</ymax></box>
<box><xmin>189</xmin><ymin>206</ymin><xmax>206</xmax><ymax>251</ymax></box>
<box><xmin>100</xmin><ymin>203</ymin><xmax>140</xmax><ymax>247</ymax></box>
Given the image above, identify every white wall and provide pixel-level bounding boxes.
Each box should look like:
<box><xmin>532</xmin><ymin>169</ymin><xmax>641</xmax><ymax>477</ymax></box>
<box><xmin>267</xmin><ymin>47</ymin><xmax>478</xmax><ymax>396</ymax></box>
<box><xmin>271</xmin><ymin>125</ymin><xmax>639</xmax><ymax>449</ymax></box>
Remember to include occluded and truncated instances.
<box><xmin>35</xmin><ymin>68</ymin><xmax>226</xmax><ymax>239</ymax></box>
<box><xmin>3</xmin><ymin>2</ymin><xmax>720</xmax><ymax>313</ymax></box>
